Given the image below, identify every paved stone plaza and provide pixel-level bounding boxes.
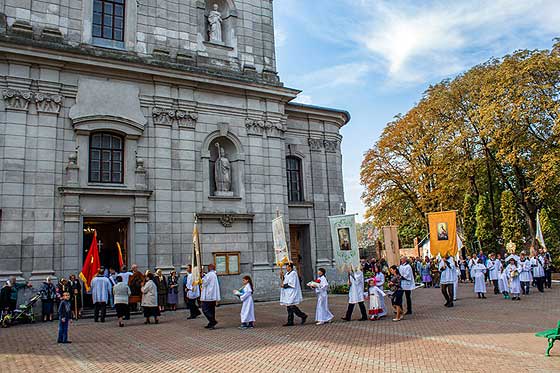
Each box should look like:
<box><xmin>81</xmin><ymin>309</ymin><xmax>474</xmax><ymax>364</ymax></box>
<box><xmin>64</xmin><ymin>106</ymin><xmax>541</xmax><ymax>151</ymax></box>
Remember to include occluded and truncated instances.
<box><xmin>1</xmin><ymin>284</ymin><xmax>558</xmax><ymax>372</ymax></box>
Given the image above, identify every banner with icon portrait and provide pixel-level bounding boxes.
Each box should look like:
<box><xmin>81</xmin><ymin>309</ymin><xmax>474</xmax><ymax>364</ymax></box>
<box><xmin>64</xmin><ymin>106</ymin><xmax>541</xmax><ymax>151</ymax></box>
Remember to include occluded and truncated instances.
<box><xmin>272</xmin><ymin>216</ymin><xmax>290</xmax><ymax>267</ymax></box>
<box><xmin>328</xmin><ymin>214</ymin><xmax>360</xmax><ymax>272</ymax></box>
<box><xmin>428</xmin><ymin>211</ymin><xmax>458</xmax><ymax>257</ymax></box>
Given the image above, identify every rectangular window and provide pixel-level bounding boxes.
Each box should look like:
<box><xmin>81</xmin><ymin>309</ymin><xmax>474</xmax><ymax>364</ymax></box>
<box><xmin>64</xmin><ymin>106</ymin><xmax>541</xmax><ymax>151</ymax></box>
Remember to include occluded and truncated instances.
<box><xmin>213</xmin><ymin>252</ymin><xmax>241</xmax><ymax>275</ymax></box>
<box><xmin>89</xmin><ymin>132</ymin><xmax>124</xmax><ymax>184</ymax></box>
<box><xmin>92</xmin><ymin>0</ymin><xmax>125</xmax><ymax>42</ymax></box>
<box><xmin>286</xmin><ymin>157</ymin><xmax>303</xmax><ymax>202</ymax></box>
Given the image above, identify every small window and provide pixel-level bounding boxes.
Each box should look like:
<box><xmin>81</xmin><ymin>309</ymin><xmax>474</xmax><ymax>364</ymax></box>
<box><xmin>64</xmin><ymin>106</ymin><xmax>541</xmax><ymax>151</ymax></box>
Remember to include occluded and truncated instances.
<box><xmin>92</xmin><ymin>0</ymin><xmax>125</xmax><ymax>42</ymax></box>
<box><xmin>286</xmin><ymin>156</ymin><xmax>303</xmax><ymax>202</ymax></box>
<box><xmin>213</xmin><ymin>252</ymin><xmax>240</xmax><ymax>275</ymax></box>
<box><xmin>89</xmin><ymin>132</ymin><xmax>124</xmax><ymax>184</ymax></box>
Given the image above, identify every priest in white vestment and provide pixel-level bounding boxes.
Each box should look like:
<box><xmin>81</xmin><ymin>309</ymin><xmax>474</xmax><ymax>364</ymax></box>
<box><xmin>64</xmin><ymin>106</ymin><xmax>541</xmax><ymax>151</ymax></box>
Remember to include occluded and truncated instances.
<box><xmin>200</xmin><ymin>264</ymin><xmax>221</xmax><ymax>329</ymax></box>
<box><xmin>280</xmin><ymin>263</ymin><xmax>307</xmax><ymax>326</ymax></box>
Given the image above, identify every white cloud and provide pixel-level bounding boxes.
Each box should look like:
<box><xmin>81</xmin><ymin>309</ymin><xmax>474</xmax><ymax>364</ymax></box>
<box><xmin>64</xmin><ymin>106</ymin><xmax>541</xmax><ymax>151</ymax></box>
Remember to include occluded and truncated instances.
<box><xmin>293</xmin><ymin>94</ymin><xmax>313</xmax><ymax>105</ymax></box>
<box><xmin>274</xmin><ymin>25</ymin><xmax>287</xmax><ymax>48</ymax></box>
<box><xmin>297</xmin><ymin>63</ymin><xmax>371</xmax><ymax>90</ymax></box>
<box><xmin>353</xmin><ymin>0</ymin><xmax>560</xmax><ymax>83</ymax></box>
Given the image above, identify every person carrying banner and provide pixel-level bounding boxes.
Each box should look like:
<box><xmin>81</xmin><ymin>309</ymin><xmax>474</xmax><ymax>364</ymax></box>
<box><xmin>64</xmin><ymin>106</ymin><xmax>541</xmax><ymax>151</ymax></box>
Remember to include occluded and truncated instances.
<box><xmin>201</xmin><ymin>264</ymin><xmax>221</xmax><ymax>329</ymax></box>
<box><xmin>518</xmin><ymin>252</ymin><xmax>532</xmax><ymax>295</ymax></box>
<box><xmin>280</xmin><ymin>262</ymin><xmax>307</xmax><ymax>326</ymax></box>
<box><xmin>439</xmin><ymin>255</ymin><xmax>455</xmax><ymax>307</ymax></box>
<box><xmin>531</xmin><ymin>251</ymin><xmax>545</xmax><ymax>293</ymax></box>
<box><xmin>342</xmin><ymin>268</ymin><xmax>367</xmax><ymax>321</ymax></box>
<box><xmin>398</xmin><ymin>257</ymin><xmax>414</xmax><ymax>315</ymax></box>
<box><xmin>184</xmin><ymin>264</ymin><xmax>201</xmax><ymax>319</ymax></box>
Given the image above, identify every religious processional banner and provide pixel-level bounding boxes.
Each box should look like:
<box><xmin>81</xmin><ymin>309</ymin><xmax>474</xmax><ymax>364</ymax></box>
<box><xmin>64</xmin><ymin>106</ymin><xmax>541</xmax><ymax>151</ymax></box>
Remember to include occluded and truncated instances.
<box><xmin>192</xmin><ymin>218</ymin><xmax>202</xmax><ymax>284</ymax></box>
<box><xmin>328</xmin><ymin>214</ymin><xmax>360</xmax><ymax>272</ymax></box>
<box><xmin>428</xmin><ymin>210</ymin><xmax>458</xmax><ymax>257</ymax></box>
<box><xmin>272</xmin><ymin>216</ymin><xmax>290</xmax><ymax>267</ymax></box>
<box><xmin>382</xmin><ymin>225</ymin><xmax>400</xmax><ymax>267</ymax></box>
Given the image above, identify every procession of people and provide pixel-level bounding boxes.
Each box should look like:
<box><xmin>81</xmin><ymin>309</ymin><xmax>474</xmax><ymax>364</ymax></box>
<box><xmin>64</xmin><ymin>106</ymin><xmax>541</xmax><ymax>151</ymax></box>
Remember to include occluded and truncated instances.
<box><xmin>0</xmin><ymin>244</ymin><xmax>554</xmax><ymax>346</ymax></box>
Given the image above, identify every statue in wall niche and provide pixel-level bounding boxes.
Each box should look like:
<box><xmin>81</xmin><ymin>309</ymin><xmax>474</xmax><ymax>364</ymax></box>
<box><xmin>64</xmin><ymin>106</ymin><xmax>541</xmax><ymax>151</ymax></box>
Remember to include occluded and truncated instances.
<box><xmin>214</xmin><ymin>143</ymin><xmax>232</xmax><ymax>195</ymax></box>
<box><xmin>208</xmin><ymin>3</ymin><xmax>223</xmax><ymax>43</ymax></box>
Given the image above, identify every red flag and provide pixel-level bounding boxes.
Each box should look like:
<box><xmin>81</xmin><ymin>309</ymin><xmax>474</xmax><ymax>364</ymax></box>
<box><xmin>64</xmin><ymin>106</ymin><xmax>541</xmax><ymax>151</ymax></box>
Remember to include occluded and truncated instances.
<box><xmin>117</xmin><ymin>242</ymin><xmax>124</xmax><ymax>269</ymax></box>
<box><xmin>80</xmin><ymin>231</ymin><xmax>100</xmax><ymax>292</ymax></box>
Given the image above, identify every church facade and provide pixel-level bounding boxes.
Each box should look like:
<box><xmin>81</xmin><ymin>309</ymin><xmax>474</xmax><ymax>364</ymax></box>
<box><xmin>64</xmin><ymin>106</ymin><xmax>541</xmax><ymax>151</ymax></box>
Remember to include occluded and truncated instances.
<box><xmin>0</xmin><ymin>0</ymin><xmax>349</xmax><ymax>300</ymax></box>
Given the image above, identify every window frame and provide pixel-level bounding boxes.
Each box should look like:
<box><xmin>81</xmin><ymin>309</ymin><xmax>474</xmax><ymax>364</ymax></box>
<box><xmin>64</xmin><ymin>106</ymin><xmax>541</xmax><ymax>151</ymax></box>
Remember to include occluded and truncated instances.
<box><xmin>92</xmin><ymin>0</ymin><xmax>126</xmax><ymax>48</ymax></box>
<box><xmin>213</xmin><ymin>252</ymin><xmax>241</xmax><ymax>276</ymax></box>
<box><xmin>88</xmin><ymin>132</ymin><xmax>125</xmax><ymax>184</ymax></box>
<box><xmin>286</xmin><ymin>156</ymin><xmax>304</xmax><ymax>203</ymax></box>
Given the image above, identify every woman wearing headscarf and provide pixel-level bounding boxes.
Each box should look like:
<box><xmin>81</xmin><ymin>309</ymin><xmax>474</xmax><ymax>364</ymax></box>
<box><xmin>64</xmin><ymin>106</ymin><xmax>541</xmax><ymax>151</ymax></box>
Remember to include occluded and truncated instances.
<box><xmin>167</xmin><ymin>270</ymin><xmax>179</xmax><ymax>311</ymax></box>
<box><xmin>141</xmin><ymin>272</ymin><xmax>159</xmax><ymax>324</ymax></box>
<box><xmin>154</xmin><ymin>269</ymin><xmax>168</xmax><ymax>312</ymax></box>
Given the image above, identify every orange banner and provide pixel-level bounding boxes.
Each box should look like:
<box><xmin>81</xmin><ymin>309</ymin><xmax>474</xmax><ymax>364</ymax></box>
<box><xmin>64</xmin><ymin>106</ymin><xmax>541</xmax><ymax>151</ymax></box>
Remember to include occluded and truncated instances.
<box><xmin>428</xmin><ymin>211</ymin><xmax>458</xmax><ymax>257</ymax></box>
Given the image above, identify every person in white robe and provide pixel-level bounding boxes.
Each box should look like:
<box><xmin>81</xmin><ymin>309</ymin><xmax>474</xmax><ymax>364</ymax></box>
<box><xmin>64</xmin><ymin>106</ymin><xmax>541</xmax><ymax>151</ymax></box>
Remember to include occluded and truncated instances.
<box><xmin>200</xmin><ymin>264</ymin><xmax>221</xmax><ymax>329</ymax></box>
<box><xmin>342</xmin><ymin>269</ymin><xmax>367</xmax><ymax>321</ymax></box>
<box><xmin>530</xmin><ymin>253</ymin><xmax>545</xmax><ymax>293</ymax></box>
<box><xmin>374</xmin><ymin>267</ymin><xmax>387</xmax><ymax>317</ymax></box>
<box><xmin>398</xmin><ymin>257</ymin><xmax>415</xmax><ymax>315</ymax></box>
<box><xmin>307</xmin><ymin>268</ymin><xmax>333</xmax><ymax>325</ymax></box>
<box><xmin>472</xmin><ymin>259</ymin><xmax>487</xmax><ymax>298</ymax></box>
<box><xmin>518</xmin><ymin>252</ymin><xmax>531</xmax><ymax>295</ymax></box>
<box><xmin>439</xmin><ymin>256</ymin><xmax>455</xmax><ymax>307</ymax></box>
<box><xmin>487</xmin><ymin>253</ymin><xmax>502</xmax><ymax>295</ymax></box>
<box><xmin>468</xmin><ymin>255</ymin><xmax>478</xmax><ymax>282</ymax></box>
<box><xmin>366</xmin><ymin>278</ymin><xmax>385</xmax><ymax>320</ymax></box>
<box><xmin>236</xmin><ymin>275</ymin><xmax>255</xmax><ymax>329</ymax></box>
<box><xmin>280</xmin><ymin>263</ymin><xmax>307</xmax><ymax>326</ymax></box>
<box><xmin>506</xmin><ymin>258</ymin><xmax>521</xmax><ymax>300</ymax></box>
<box><xmin>449</xmin><ymin>256</ymin><xmax>458</xmax><ymax>301</ymax></box>
<box><xmin>498</xmin><ymin>268</ymin><xmax>510</xmax><ymax>299</ymax></box>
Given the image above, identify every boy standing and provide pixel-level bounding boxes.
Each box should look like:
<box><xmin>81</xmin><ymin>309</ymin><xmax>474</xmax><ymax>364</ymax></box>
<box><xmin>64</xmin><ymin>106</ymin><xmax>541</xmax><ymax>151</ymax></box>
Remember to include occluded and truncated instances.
<box><xmin>57</xmin><ymin>291</ymin><xmax>72</xmax><ymax>344</ymax></box>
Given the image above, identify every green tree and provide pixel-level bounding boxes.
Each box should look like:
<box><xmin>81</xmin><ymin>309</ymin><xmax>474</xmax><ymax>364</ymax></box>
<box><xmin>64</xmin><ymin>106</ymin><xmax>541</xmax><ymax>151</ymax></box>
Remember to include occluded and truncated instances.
<box><xmin>475</xmin><ymin>195</ymin><xmax>494</xmax><ymax>251</ymax></box>
<box><xmin>500</xmin><ymin>190</ymin><xmax>524</xmax><ymax>249</ymax></box>
<box><xmin>462</xmin><ymin>193</ymin><xmax>477</xmax><ymax>252</ymax></box>
<box><xmin>539</xmin><ymin>208</ymin><xmax>560</xmax><ymax>269</ymax></box>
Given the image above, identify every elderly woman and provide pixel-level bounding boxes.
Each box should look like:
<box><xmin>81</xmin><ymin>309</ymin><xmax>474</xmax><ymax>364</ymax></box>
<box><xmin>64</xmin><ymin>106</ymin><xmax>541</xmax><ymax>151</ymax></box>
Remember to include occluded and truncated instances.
<box><xmin>141</xmin><ymin>272</ymin><xmax>159</xmax><ymax>324</ymax></box>
<box><xmin>113</xmin><ymin>275</ymin><xmax>131</xmax><ymax>327</ymax></box>
<box><xmin>154</xmin><ymin>269</ymin><xmax>168</xmax><ymax>312</ymax></box>
<box><xmin>40</xmin><ymin>277</ymin><xmax>57</xmax><ymax>322</ymax></box>
<box><xmin>167</xmin><ymin>271</ymin><xmax>179</xmax><ymax>311</ymax></box>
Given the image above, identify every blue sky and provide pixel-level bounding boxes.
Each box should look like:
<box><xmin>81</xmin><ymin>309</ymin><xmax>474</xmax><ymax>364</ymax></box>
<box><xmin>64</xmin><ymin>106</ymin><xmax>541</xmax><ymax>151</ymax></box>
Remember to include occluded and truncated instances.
<box><xmin>273</xmin><ymin>0</ymin><xmax>560</xmax><ymax>222</ymax></box>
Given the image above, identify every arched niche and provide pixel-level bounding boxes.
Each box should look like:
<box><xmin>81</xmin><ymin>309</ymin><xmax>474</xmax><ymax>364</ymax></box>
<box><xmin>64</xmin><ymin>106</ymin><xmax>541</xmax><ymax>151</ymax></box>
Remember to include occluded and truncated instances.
<box><xmin>204</xmin><ymin>0</ymin><xmax>238</xmax><ymax>48</ymax></box>
<box><xmin>201</xmin><ymin>130</ymin><xmax>245</xmax><ymax>200</ymax></box>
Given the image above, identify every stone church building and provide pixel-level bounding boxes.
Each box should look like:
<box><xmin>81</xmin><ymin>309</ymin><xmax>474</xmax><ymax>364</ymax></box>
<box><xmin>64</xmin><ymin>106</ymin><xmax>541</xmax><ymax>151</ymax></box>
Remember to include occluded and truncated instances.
<box><xmin>0</xmin><ymin>0</ymin><xmax>349</xmax><ymax>300</ymax></box>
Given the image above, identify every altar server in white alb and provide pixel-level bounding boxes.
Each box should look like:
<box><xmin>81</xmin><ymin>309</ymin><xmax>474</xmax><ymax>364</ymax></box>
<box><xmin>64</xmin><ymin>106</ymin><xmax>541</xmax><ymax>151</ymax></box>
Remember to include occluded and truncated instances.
<box><xmin>342</xmin><ymin>268</ymin><xmax>368</xmax><ymax>321</ymax></box>
<box><xmin>200</xmin><ymin>264</ymin><xmax>221</xmax><ymax>329</ymax></box>
<box><xmin>530</xmin><ymin>251</ymin><xmax>545</xmax><ymax>293</ymax></box>
<box><xmin>374</xmin><ymin>266</ymin><xmax>387</xmax><ymax>317</ymax></box>
<box><xmin>518</xmin><ymin>252</ymin><xmax>532</xmax><ymax>295</ymax></box>
<box><xmin>280</xmin><ymin>262</ymin><xmax>307</xmax><ymax>326</ymax></box>
<box><xmin>307</xmin><ymin>268</ymin><xmax>333</xmax><ymax>325</ymax></box>
<box><xmin>439</xmin><ymin>255</ymin><xmax>455</xmax><ymax>307</ymax></box>
<box><xmin>505</xmin><ymin>257</ymin><xmax>521</xmax><ymax>300</ymax></box>
<box><xmin>398</xmin><ymin>257</ymin><xmax>415</xmax><ymax>315</ymax></box>
<box><xmin>472</xmin><ymin>259</ymin><xmax>487</xmax><ymax>299</ymax></box>
<box><xmin>236</xmin><ymin>275</ymin><xmax>255</xmax><ymax>329</ymax></box>
<box><xmin>498</xmin><ymin>267</ymin><xmax>510</xmax><ymax>299</ymax></box>
<box><xmin>487</xmin><ymin>253</ymin><xmax>502</xmax><ymax>295</ymax></box>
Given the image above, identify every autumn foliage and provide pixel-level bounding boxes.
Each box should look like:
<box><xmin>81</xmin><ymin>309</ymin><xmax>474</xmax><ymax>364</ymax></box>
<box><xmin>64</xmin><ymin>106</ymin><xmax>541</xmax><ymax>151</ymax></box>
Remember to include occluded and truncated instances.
<box><xmin>361</xmin><ymin>41</ymin><xmax>560</xmax><ymax>261</ymax></box>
